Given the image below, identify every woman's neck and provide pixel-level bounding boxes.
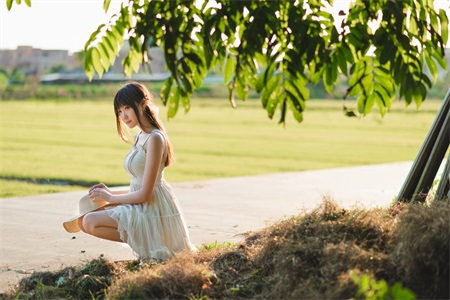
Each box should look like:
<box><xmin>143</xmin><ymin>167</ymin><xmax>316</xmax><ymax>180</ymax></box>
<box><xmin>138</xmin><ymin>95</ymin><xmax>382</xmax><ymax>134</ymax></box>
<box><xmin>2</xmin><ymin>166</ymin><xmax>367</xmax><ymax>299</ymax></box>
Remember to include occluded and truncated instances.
<box><xmin>138</xmin><ymin>116</ymin><xmax>156</xmax><ymax>133</ymax></box>
<box><xmin>140</xmin><ymin>125</ymin><xmax>156</xmax><ymax>133</ymax></box>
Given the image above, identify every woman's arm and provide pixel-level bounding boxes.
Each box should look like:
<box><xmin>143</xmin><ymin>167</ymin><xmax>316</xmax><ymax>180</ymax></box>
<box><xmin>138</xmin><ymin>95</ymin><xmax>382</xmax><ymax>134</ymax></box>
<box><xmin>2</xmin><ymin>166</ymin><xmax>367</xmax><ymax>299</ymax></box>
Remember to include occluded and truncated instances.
<box><xmin>110</xmin><ymin>188</ymin><xmax>129</xmax><ymax>195</ymax></box>
<box><xmin>89</xmin><ymin>184</ymin><xmax>129</xmax><ymax>196</ymax></box>
<box><xmin>90</xmin><ymin>133</ymin><xmax>165</xmax><ymax>204</ymax></box>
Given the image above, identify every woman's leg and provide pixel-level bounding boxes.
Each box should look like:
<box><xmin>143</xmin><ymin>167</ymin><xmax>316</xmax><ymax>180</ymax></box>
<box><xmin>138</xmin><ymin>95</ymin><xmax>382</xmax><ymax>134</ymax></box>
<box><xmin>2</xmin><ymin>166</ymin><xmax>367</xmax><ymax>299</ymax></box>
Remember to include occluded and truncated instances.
<box><xmin>79</xmin><ymin>210</ymin><xmax>123</xmax><ymax>242</ymax></box>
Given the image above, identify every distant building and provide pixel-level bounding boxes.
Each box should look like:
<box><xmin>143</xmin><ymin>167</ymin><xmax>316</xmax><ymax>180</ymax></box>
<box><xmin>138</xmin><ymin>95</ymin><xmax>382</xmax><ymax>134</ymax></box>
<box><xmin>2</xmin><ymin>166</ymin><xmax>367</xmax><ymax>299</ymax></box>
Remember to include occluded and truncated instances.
<box><xmin>0</xmin><ymin>45</ymin><xmax>167</xmax><ymax>76</ymax></box>
<box><xmin>0</xmin><ymin>46</ymin><xmax>77</xmax><ymax>74</ymax></box>
<box><xmin>110</xmin><ymin>44</ymin><xmax>167</xmax><ymax>73</ymax></box>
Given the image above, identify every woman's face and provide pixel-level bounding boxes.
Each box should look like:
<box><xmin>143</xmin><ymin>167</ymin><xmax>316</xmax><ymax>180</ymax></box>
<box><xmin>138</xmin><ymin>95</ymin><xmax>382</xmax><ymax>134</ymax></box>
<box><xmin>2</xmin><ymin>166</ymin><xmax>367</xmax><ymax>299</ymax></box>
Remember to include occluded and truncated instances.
<box><xmin>117</xmin><ymin>105</ymin><xmax>139</xmax><ymax>129</ymax></box>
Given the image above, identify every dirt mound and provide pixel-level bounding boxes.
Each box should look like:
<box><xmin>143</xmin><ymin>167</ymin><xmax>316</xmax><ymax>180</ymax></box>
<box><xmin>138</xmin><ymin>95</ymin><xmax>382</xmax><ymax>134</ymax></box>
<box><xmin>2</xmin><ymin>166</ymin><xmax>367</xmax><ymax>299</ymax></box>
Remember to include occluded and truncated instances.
<box><xmin>3</xmin><ymin>198</ymin><xmax>449</xmax><ymax>299</ymax></box>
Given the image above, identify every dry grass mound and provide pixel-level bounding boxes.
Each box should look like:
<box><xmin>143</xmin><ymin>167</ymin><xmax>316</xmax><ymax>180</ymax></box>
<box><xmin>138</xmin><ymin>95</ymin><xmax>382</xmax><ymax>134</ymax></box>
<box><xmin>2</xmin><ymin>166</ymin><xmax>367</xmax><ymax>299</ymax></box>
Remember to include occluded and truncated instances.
<box><xmin>389</xmin><ymin>200</ymin><xmax>450</xmax><ymax>299</ymax></box>
<box><xmin>3</xmin><ymin>198</ymin><xmax>449</xmax><ymax>299</ymax></box>
<box><xmin>3</xmin><ymin>258</ymin><xmax>118</xmax><ymax>299</ymax></box>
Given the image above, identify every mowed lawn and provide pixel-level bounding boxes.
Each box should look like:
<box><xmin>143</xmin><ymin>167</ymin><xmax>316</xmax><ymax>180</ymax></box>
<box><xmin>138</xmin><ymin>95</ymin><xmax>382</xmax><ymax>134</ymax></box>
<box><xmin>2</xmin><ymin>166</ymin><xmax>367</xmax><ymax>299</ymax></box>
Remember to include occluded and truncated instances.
<box><xmin>0</xmin><ymin>97</ymin><xmax>442</xmax><ymax>198</ymax></box>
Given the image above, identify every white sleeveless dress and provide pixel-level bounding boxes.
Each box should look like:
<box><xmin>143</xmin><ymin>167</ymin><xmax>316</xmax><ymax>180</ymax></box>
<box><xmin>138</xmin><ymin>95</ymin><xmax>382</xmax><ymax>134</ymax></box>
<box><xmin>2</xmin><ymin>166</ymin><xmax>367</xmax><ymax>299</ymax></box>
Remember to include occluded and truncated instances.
<box><xmin>106</xmin><ymin>129</ymin><xmax>196</xmax><ymax>261</ymax></box>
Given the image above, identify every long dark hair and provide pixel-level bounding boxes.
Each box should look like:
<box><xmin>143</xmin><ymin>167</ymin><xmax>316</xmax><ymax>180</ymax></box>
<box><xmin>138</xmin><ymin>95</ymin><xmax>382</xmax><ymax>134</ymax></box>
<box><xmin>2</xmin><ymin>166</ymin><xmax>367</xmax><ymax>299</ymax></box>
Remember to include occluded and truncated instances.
<box><xmin>114</xmin><ymin>81</ymin><xmax>174</xmax><ymax>166</ymax></box>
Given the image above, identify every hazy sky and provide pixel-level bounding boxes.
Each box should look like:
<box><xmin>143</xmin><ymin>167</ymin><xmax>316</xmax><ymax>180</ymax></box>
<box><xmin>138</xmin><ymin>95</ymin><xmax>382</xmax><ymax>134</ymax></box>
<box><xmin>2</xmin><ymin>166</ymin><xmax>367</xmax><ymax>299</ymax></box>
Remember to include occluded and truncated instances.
<box><xmin>0</xmin><ymin>0</ymin><xmax>449</xmax><ymax>54</ymax></box>
<box><xmin>0</xmin><ymin>0</ymin><xmax>123</xmax><ymax>53</ymax></box>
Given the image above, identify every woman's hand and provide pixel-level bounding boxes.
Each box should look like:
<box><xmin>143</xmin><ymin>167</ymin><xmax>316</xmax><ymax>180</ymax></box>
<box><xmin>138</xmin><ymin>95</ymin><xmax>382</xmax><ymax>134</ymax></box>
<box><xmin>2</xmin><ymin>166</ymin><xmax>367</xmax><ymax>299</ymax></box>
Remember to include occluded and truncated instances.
<box><xmin>89</xmin><ymin>183</ymin><xmax>111</xmax><ymax>194</ymax></box>
<box><xmin>89</xmin><ymin>184</ymin><xmax>113</xmax><ymax>203</ymax></box>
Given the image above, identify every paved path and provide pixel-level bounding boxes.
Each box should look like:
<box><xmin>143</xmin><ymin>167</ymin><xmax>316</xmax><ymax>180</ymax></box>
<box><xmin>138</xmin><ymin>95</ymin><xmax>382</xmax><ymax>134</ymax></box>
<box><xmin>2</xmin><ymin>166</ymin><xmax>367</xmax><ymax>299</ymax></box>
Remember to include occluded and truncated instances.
<box><xmin>0</xmin><ymin>162</ymin><xmax>413</xmax><ymax>293</ymax></box>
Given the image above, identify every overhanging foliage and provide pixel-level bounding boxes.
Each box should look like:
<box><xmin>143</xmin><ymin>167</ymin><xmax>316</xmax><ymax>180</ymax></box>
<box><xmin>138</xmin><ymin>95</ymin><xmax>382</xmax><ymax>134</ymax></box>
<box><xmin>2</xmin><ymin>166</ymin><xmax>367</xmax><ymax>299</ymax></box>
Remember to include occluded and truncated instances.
<box><xmin>6</xmin><ymin>0</ymin><xmax>449</xmax><ymax>123</ymax></box>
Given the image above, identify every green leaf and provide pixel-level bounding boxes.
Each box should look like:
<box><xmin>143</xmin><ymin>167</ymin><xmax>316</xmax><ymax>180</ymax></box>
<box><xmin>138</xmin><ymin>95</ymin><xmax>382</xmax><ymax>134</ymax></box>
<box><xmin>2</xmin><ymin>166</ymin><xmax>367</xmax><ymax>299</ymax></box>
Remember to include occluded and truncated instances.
<box><xmin>403</xmin><ymin>74</ymin><xmax>414</xmax><ymax>104</ymax></box>
<box><xmin>347</xmin><ymin>31</ymin><xmax>363</xmax><ymax>49</ymax></box>
<box><xmin>430</xmin><ymin>10</ymin><xmax>439</xmax><ymax>33</ymax></box>
<box><xmin>256</xmin><ymin>71</ymin><xmax>265</xmax><ymax>93</ymax></box>
<box><xmin>363</xmin><ymin>92</ymin><xmax>375</xmax><ymax>115</ymax></box>
<box><xmin>130</xmin><ymin>49</ymin><xmax>141</xmax><ymax>73</ymax></box>
<box><xmin>409</xmin><ymin>14</ymin><xmax>417</xmax><ymax>33</ymax></box>
<box><xmin>413</xmin><ymin>83</ymin><xmax>426</xmax><ymax>108</ymax></box>
<box><xmin>373</xmin><ymin>80</ymin><xmax>389</xmax><ymax>102</ymax></box>
<box><xmin>324</xmin><ymin>57</ymin><xmax>338</xmax><ymax>94</ymax></box>
<box><xmin>181</xmin><ymin>75</ymin><xmax>194</xmax><ymax>94</ymax></box>
<box><xmin>257</xmin><ymin>61</ymin><xmax>278</xmax><ymax>93</ymax></box>
<box><xmin>245</xmin><ymin>64</ymin><xmax>258</xmax><ymax>89</ymax></box>
<box><xmin>160</xmin><ymin>77</ymin><xmax>174</xmax><ymax>105</ymax></box>
<box><xmin>185</xmin><ymin>52</ymin><xmax>204</xmax><ymax>68</ymax></box>
<box><xmin>23</xmin><ymin>0</ymin><xmax>30</xmax><ymax>6</ymax></box>
<box><xmin>336</xmin><ymin>48</ymin><xmax>348</xmax><ymax>75</ymax></box>
<box><xmin>359</xmin><ymin>274</ymin><xmax>370</xmax><ymax>293</ymax></box>
<box><xmin>6</xmin><ymin>0</ymin><xmax>13</xmax><ymax>10</ymax></box>
<box><xmin>418</xmin><ymin>72</ymin><xmax>433</xmax><ymax>89</ymax></box>
<box><xmin>425</xmin><ymin>53</ymin><xmax>438</xmax><ymax>82</ymax></box>
<box><xmin>235</xmin><ymin>76</ymin><xmax>248</xmax><ymax>100</ymax></box>
<box><xmin>374</xmin><ymin>91</ymin><xmax>388</xmax><ymax>116</ymax></box>
<box><xmin>266</xmin><ymin>86</ymin><xmax>283</xmax><ymax>119</ymax></box>
<box><xmin>285</xmin><ymin>79</ymin><xmax>308</xmax><ymax>104</ymax></box>
<box><xmin>297</xmin><ymin>83</ymin><xmax>310</xmax><ymax>101</ymax></box>
<box><xmin>111</xmin><ymin>25</ymin><xmax>124</xmax><ymax>46</ymax></box>
<box><xmin>262</xmin><ymin>73</ymin><xmax>282</xmax><ymax>108</ymax></box>
<box><xmin>265</xmin><ymin>97</ymin><xmax>278</xmax><ymax>119</ymax></box>
<box><xmin>181</xmin><ymin>59</ymin><xmax>192</xmax><ymax>77</ymax></box>
<box><xmin>102</xmin><ymin>36</ymin><xmax>117</xmax><ymax>65</ymax></box>
<box><xmin>103</xmin><ymin>0</ymin><xmax>111</xmax><ymax>12</ymax></box>
<box><xmin>180</xmin><ymin>89</ymin><xmax>190</xmax><ymax>113</ymax></box>
<box><xmin>264</xmin><ymin>61</ymin><xmax>278</xmax><ymax>86</ymax></box>
<box><xmin>123</xmin><ymin>48</ymin><xmax>141</xmax><ymax>78</ymax></box>
<box><xmin>390</xmin><ymin>283</ymin><xmax>416</xmax><ymax>300</ymax></box>
<box><xmin>192</xmin><ymin>72</ymin><xmax>203</xmax><ymax>89</ymax></box>
<box><xmin>91</xmin><ymin>47</ymin><xmax>104</xmax><ymax>78</ymax></box>
<box><xmin>85</xmin><ymin>24</ymin><xmax>105</xmax><ymax>50</ymax></box>
<box><xmin>379</xmin><ymin>41</ymin><xmax>394</xmax><ymax>65</ymax></box>
<box><xmin>107</xmin><ymin>30</ymin><xmax>119</xmax><ymax>52</ymax></box>
<box><xmin>439</xmin><ymin>9</ymin><xmax>449</xmax><ymax>45</ymax></box>
<box><xmin>84</xmin><ymin>49</ymin><xmax>95</xmax><ymax>81</ymax></box>
<box><xmin>348</xmin><ymin>83</ymin><xmax>361</xmax><ymax>98</ymax></box>
<box><xmin>341</xmin><ymin>43</ymin><xmax>354</xmax><ymax>63</ymax></box>
<box><xmin>429</xmin><ymin>45</ymin><xmax>447</xmax><ymax>69</ymax></box>
<box><xmin>167</xmin><ymin>85</ymin><xmax>180</xmax><ymax>119</ymax></box>
<box><xmin>122</xmin><ymin>56</ymin><xmax>131</xmax><ymax>78</ymax></box>
<box><xmin>357</xmin><ymin>93</ymin><xmax>366</xmax><ymax>114</ymax></box>
<box><xmin>287</xmin><ymin>95</ymin><xmax>303</xmax><ymax>122</ymax></box>
<box><xmin>323</xmin><ymin>63</ymin><xmax>333</xmax><ymax>94</ymax></box>
<box><xmin>98</xmin><ymin>43</ymin><xmax>111</xmax><ymax>72</ymax></box>
<box><xmin>224</xmin><ymin>53</ymin><xmax>236</xmax><ymax>84</ymax></box>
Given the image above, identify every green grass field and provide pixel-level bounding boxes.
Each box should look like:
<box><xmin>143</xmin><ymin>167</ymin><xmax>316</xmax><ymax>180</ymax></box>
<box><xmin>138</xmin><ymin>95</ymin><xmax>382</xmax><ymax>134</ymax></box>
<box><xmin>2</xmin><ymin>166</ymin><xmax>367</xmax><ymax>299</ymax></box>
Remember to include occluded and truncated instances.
<box><xmin>0</xmin><ymin>97</ymin><xmax>442</xmax><ymax>198</ymax></box>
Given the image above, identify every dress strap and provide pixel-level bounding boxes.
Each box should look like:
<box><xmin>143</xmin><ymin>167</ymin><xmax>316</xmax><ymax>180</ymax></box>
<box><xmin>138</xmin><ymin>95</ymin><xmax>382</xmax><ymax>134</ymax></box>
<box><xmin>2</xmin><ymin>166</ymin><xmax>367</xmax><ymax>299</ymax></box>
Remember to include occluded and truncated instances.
<box><xmin>133</xmin><ymin>131</ymin><xmax>142</xmax><ymax>145</ymax></box>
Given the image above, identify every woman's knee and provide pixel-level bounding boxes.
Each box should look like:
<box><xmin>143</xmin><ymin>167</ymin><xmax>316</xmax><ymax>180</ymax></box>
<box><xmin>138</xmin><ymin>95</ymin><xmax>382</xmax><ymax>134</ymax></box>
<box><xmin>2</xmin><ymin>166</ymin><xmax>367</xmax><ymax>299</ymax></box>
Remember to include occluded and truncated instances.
<box><xmin>77</xmin><ymin>216</ymin><xmax>86</xmax><ymax>233</ymax></box>
<box><xmin>81</xmin><ymin>212</ymin><xmax>96</xmax><ymax>234</ymax></box>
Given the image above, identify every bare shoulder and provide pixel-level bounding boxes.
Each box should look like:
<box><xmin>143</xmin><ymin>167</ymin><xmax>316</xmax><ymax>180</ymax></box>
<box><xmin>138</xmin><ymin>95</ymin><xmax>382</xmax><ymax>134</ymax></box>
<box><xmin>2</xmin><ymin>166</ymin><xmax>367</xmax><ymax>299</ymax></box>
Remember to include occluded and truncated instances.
<box><xmin>144</xmin><ymin>130</ymin><xmax>165</xmax><ymax>150</ymax></box>
<box><xmin>149</xmin><ymin>130</ymin><xmax>166</xmax><ymax>143</ymax></box>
